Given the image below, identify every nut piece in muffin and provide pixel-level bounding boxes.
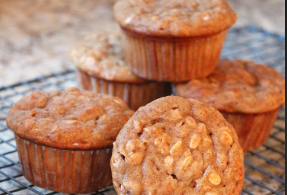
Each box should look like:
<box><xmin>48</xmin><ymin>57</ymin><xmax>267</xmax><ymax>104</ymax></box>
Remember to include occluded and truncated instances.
<box><xmin>111</xmin><ymin>96</ymin><xmax>244</xmax><ymax>195</ymax></box>
<box><xmin>114</xmin><ymin>0</ymin><xmax>237</xmax><ymax>81</ymax></box>
<box><xmin>6</xmin><ymin>87</ymin><xmax>134</xmax><ymax>194</ymax></box>
<box><xmin>70</xmin><ymin>32</ymin><xmax>171</xmax><ymax>110</ymax></box>
<box><xmin>174</xmin><ymin>59</ymin><xmax>286</xmax><ymax>151</ymax></box>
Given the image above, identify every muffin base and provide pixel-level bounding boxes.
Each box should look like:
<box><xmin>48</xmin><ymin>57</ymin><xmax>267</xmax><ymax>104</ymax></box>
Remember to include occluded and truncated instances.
<box><xmin>221</xmin><ymin>108</ymin><xmax>281</xmax><ymax>152</ymax></box>
<box><xmin>77</xmin><ymin>69</ymin><xmax>171</xmax><ymax>110</ymax></box>
<box><xmin>121</xmin><ymin>28</ymin><xmax>228</xmax><ymax>82</ymax></box>
<box><xmin>15</xmin><ymin>134</ymin><xmax>112</xmax><ymax>194</ymax></box>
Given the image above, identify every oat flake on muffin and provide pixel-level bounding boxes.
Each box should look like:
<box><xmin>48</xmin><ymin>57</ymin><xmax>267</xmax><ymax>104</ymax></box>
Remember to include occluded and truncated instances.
<box><xmin>70</xmin><ymin>33</ymin><xmax>145</xmax><ymax>83</ymax></box>
<box><xmin>114</xmin><ymin>0</ymin><xmax>237</xmax><ymax>82</ymax></box>
<box><xmin>6</xmin><ymin>88</ymin><xmax>135</xmax><ymax>193</ymax></box>
<box><xmin>6</xmin><ymin>87</ymin><xmax>134</xmax><ymax>149</ymax></box>
<box><xmin>70</xmin><ymin>33</ymin><xmax>172</xmax><ymax>110</ymax></box>
<box><xmin>174</xmin><ymin>59</ymin><xmax>286</xmax><ymax>113</ymax></box>
<box><xmin>111</xmin><ymin>96</ymin><xmax>244</xmax><ymax>195</ymax></box>
<box><xmin>174</xmin><ymin>59</ymin><xmax>285</xmax><ymax>151</ymax></box>
<box><xmin>114</xmin><ymin>0</ymin><xmax>237</xmax><ymax>37</ymax></box>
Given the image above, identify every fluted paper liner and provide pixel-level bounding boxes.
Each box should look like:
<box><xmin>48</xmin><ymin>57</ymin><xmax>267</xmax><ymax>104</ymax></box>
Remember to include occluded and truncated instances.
<box><xmin>77</xmin><ymin>69</ymin><xmax>171</xmax><ymax>110</ymax></box>
<box><xmin>222</xmin><ymin>108</ymin><xmax>281</xmax><ymax>152</ymax></box>
<box><xmin>121</xmin><ymin>28</ymin><xmax>228</xmax><ymax>82</ymax></box>
<box><xmin>15</xmin><ymin>135</ymin><xmax>112</xmax><ymax>194</ymax></box>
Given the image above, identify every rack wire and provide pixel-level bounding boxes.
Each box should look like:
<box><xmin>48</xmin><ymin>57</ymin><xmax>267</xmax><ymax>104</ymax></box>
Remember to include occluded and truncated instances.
<box><xmin>0</xmin><ymin>26</ymin><xmax>285</xmax><ymax>195</ymax></box>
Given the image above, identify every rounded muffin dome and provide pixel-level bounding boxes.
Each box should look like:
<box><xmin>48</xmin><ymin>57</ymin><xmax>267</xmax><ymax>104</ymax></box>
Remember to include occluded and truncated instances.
<box><xmin>111</xmin><ymin>96</ymin><xmax>244</xmax><ymax>195</ymax></box>
<box><xmin>174</xmin><ymin>59</ymin><xmax>286</xmax><ymax>113</ymax></box>
<box><xmin>114</xmin><ymin>0</ymin><xmax>237</xmax><ymax>37</ymax></box>
<box><xmin>6</xmin><ymin>88</ymin><xmax>134</xmax><ymax>149</ymax></box>
<box><xmin>70</xmin><ymin>33</ymin><xmax>145</xmax><ymax>83</ymax></box>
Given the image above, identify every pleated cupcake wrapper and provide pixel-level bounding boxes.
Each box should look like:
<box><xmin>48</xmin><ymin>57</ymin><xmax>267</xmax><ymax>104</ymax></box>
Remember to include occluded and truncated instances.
<box><xmin>15</xmin><ymin>135</ymin><xmax>112</xmax><ymax>194</ymax></box>
<box><xmin>121</xmin><ymin>28</ymin><xmax>228</xmax><ymax>82</ymax></box>
<box><xmin>222</xmin><ymin>108</ymin><xmax>281</xmax><ymax>152</ymax></box>
<box><xmin>77</xmin><ymin>69</ymin><xmax>171</xmax><ymax>110</ymax></box>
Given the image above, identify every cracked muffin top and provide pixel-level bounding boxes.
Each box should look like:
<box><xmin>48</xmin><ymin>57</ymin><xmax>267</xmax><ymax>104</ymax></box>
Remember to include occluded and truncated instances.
<box><xmin>70</xmin><ymin>33</ymin><xmax>145</xmax><ymax>83</ymax></box>
<box><xmin>6</xmin><ymin>88</ymin><xmax>134</xmax><ymax>149</ymax></box>
<box><xmin>174</xmin><ymin>59</ymin><xmax>286</xmax><ymax>113</ymax></box>
<box><xmin>114</xmin><ymin>0</ymin><xmax>237</xmax><ymax>37</ymax></box>
<box><xmin>111</xmin><ymin>96</ymin><xmax>244</xmax><ymax>195</ymax></box>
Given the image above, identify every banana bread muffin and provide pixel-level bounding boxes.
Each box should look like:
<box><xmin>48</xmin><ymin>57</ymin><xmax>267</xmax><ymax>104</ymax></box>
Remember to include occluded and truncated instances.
<box><xmin>114</xmin><ymin>0</ymin><xmax>237</xmax><ymax>81</ymax></box>
<box><xmin>174</xmin><ymin>59</ymin><xmax>286</xmax><ymax>151</ymax></box>
<box><xmin>111</xmin><ymin>96</ymin><xmax>244</xmax><ymax>195</ymax></box>
<box><xmin>6</xmin><ymin>88</ymin><xmax>134</xmax><ymax>194</ymax></box>
<box><xmin>70</xmin><ymin>33</ymin><xmax>171</xmax><ymax>110</ymax></box>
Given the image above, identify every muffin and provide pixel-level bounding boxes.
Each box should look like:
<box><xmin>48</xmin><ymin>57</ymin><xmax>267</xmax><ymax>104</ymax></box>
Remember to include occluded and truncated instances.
<box><xmin>6</xmin><ymin>88</ymin><xmax>134</xmax><ymax>194</ymax></box>
<box><xmin>111</xmin><ymin>96</ymin><xmax>244</xmax><ymax>195</ymax></box>
<box><xmin>70</xmin><ymin>33</ymin><xmax>171</xmax><ymax>110</ymax></box>
<box><xmin>174</xmin><ymin>59</ymin><xmax>286</xmax><ymax>151</ymax></box>
<box><xmin>114</xmin><ymin>0</ymin><xmax>237</xmax><ymax>82</ymax></box>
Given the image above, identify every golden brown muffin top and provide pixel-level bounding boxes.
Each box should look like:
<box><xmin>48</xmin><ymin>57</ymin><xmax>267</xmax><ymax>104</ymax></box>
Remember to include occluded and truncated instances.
<box><xmin>6</xmin><ymin>88</ymin><xmax>134</xmax><ymax>150</ymax></box>
<box><xmin>174</xmin><ymin>59</ymin><xmax>286</xmax><ymax>113</ymax></box>
<box><xmin>70</xmin><ymin>33</ymin><xmax>145</xmax><ymax>83</ymax></box>
<box><xmin>114</xmin><ymin>0</ymin><xmax>237</xmax><ymax>37</ymax></box>
<box><xmin>111</xmin><ymin>96</ymin><xmax>244</xmax><ymax>195</ymax></box>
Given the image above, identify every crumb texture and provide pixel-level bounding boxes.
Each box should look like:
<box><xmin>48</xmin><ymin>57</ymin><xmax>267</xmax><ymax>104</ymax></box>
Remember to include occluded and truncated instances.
<box><xmin>175</xmin><ymin>59</ymin><xmax>286</xmax><ymax>113</ymax></box>
<box><xmin>111</xmin><ymin>96</ymin><xmax>244</xmax><ymax>195</ymax></box>
<box><xmin>70</xmin><ymin>33</ymin><xmax>145</xmax><ymax>83</ymax></box>
<box><xmin>114</xmin><ymin>0</ymin><xmax>237</xmax><ymax>37</ymax></box>
<box><xmin>6</xmin><ymin>88</ymin><xmax>134</xmax><ymax>149</ymax></box>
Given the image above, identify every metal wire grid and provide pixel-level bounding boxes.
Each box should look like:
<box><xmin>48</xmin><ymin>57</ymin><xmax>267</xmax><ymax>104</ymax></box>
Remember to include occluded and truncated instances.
<box><xmin>0</xmin><ymin>26</ymin><xmax>285</xmax><ymax>195</ymax></box>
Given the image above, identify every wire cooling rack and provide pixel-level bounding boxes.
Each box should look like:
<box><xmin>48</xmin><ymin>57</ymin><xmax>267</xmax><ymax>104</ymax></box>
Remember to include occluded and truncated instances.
<box><xmin>0</xmin><ymin>26</ymin><xmax>285</xmax><ymax>195</ymax></box>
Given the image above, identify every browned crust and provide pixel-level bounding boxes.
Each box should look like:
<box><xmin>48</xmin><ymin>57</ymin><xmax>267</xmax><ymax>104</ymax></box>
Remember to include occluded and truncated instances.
<box><xmin>114</xmin><ymin>0</ymin><xmax>237</xmax><ymax>37</ymax></box>
<box><xmin>14</xmin><ymin>134</ymin><xmax>112</xmax><ymax>150</ymax></box>
<box><xmin>6</xmin><ymin>88</ymin><xmax>134</xmax><ymax>149</ymax></box>
<box><xmin>174</xmin><ymin>59</ymin><xmax>286</xmax><ymax>113</ymax></box>
<box><xmin>77</xmin><ymin>68</ymin><xmax>148</xmax><ymax>84</ymax></box>
<box><xmin>111</xmin><ymin>96</ymin><xmax>244</xmax><ymax>195</ymax></box>
<box><xmin>70</xmin><ymin>32</ymin><xmax>146</xmax><ymax>83</ymax></box>
<box><xmin>120</xmin><ymin>26</ymin><xmax>230</xmax><ymax>39</ymax></box>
